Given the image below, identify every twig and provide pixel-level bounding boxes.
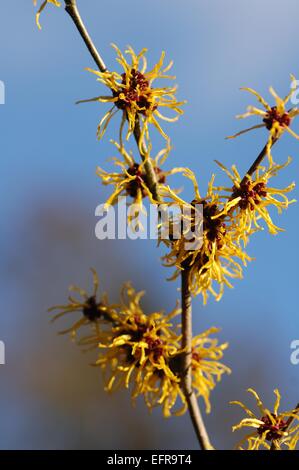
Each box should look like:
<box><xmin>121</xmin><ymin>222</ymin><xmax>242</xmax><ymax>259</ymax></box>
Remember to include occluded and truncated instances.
<box><xmin>242</xmin><ymin>108</ymin><xmax>295</xmax><ymax>181</ymax></box>
<box><xmin>242</xmin><ymin>136</ymin><xmax>278</xmax><ymax>183</ymax></box>
<box><xmin>64</xmin><ymin>0</ymin><xmax>107</xmax><ymax>73</ymax></box>
<box><xmin>133</xmin><ymin>117</ymin><xmax>162</xmax><ymax>202</ymax></box>
<box><xmin>181</xmin><ymin>267</ymin><xmax>213</xmax><ymax>450</ymax></box>
<box><xmin>215</xmin><ymin>135</ymin><xmax>279</xmax><ymax>223</ymax></box>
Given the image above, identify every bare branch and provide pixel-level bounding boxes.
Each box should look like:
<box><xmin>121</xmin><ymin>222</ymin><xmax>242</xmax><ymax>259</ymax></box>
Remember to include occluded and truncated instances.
<box><xmin>181</xmin><ymin>267</ymin><xmax>213</xmax><ymax>450</ymax></box>
<box><xmin>64</xmin><ymin>0</ymin><xmax>107</xmax><ymax>72</ymax></box>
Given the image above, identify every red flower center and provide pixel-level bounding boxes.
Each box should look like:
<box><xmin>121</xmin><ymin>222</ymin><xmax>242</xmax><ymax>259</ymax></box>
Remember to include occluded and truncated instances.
<box><xmin>258</xmin><ymin>414</ymin><xmax>288</xmax><ymax>441</ymax></box>
<box><xmin>232</xmin><ymin>178</ymin><xmax>267</xmax><ymax>210</ymax></box>
<box><xmin>145</xmin><ymin>336</ymin><xmax>164</xmax><ymax>361</ymax></box>
<box><xmin>263</xmin><ymin>106</ymin><xmax>291</xmax><ymax>130</ymax></box>
<box><xmin>202</xmin><ymin>201</ymin><xmax>226</xmax><ymax>248</ymax></box>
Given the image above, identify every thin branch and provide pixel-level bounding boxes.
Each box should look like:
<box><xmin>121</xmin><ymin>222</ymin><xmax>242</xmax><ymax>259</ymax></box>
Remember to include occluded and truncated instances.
<box><xmin>64</xmin><ymin>0</ymin><xmax>107</xmax><ymax>72</ymax></box>
<box><xmin>242</xmin><ymin>136</ymin><xmax>278</xmax><ymax>183</ymax></box>
<box><xmin>133</xmin><ymin>117</ymin><xmax>162</xmax><ymax>202</ymax></box>
<box><xmin>242</xmin><ymin>108</ymin><xmax>295</xmax><ymax>181</ymax></box>
<box><xmin>181</xmin><ymin>268</ymin><xmax>213</xmax><ymax>450</ymax></box>
<box><xmin>214</xmin><ymin>135</ymin><xmax>279</xmax><ymax>223</ymax></box>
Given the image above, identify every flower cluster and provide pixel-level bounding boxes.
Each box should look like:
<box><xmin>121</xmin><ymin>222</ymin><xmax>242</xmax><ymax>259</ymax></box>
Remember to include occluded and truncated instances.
<box><xmin>161</xmin><ymin>143</ymin><xmax>295</xmax><ymax>303</ymax></box>
<box><xmin>77</xmin><ymin>44</ymin><xmax>185</xmax><ymax>152</ymax></box>
<box><xmin>227</xmin><ymin>75</ymin><xmax>299</xmax><ymax>163</ymax></box>
<box><xmin>51</xmin><ymin>270</ymin><xmax>230</xmax><ymax>416</ymax></box>
<box><xmin>96</xmin><ymin>140</ymin><xmax>187</xmax><ymax>229</ymax></box>
<box><xmin>36</xmin><ymin>5</ymin><xmax>298</xmax><ymax>449</ymax></box>
<box><xmin>49</xmin><ymin>268</ymin><xmax>119</xmax><ymax>342</ymax></box>
<box><xmin>215</xmin><ymin>158</ymin><xmax>295</xmax><ymax>243</ymax></box>
<box><xmin>97</xmin><ymin>141</ymin><xmax>168</xmax><ymax>220</ymax></box>
<box><xmin>33</xmin><ymin>0</ymin><xmax>60</xmax><ymax>29</ymax></box>
<box><xmin>161</xmin><ymin>169</ymin><xmax>251</xmax><ymax>303</ymax></box>
<box><xmin>231</xmin><ymin>389</ymin><xmax>299</xmax><ymax>450</ymax></box>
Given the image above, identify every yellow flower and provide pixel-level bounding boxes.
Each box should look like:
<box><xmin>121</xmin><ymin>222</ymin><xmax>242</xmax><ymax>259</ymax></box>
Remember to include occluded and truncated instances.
<box><xmin>51</xmin><ymin>275</ymin><xmax>230</xmax><ymax>417</ymax></box>
<box><xmin>77</xmin><ymin>44</ymin><xmax>185</xmax><ymax>152</ymax></box>
<box><xmin>191</xmin><ymin>328</ymin><xmax>231</xmax><ymax>413</ymax></box>
<box><xmin>227</xmin><ymin>75</ymin><xmax>299</xmax><ymax>163</ymax></box>
<box><xmin>161</xmin><ymin>169</ymin><xmax>250</xmax><ymax>304</ymax></box>
<box><xmin>142</xmin><ymin>374</ymin><xmax>186</xmax><ymax>418</ymax></box>
<box><xmin>94</xmin><ymin>284</ymin><xmax>183</xmax><ymax>416</ymax></box>
<box><xmin>214</xmin><ymin>159</ymin><xmax>296</xmax><ymax>243</ymax></box>
<box><xmin>96</xmin><ymin>295</ymin><xmax>229</xmax><ymax>417</ymax></box>
<box><xmin>33</xmin><ymin>0</ymin><xmax>61</xmax><ymax>29</ymax></box>
<box><xmin>140</xmin><ymin>325</ymin><xmax>230</xmax><ymax>416</ymax></box>
<box><xmin>135</xmin><ymin>326</ymin><xmax>230</xmax><ymax>417</ymax></box>
<box><xmin>49</xmin><ymin>269</ymin><xmax>118</xmax><ymax>341</ymax></box>
<box><xmin>97</xmin><ymin>141</ymin><xmax>168</xmax><ymax>206</ymax></box>
<box><xmin>96</xmin><ymin>141</ymin><xmax>184</xmax><ymax>229</ymax></box>
<box><xmin>231</xmin><ymin>388</ymin><xmax>299</xmax><ymax>450</ymax></box>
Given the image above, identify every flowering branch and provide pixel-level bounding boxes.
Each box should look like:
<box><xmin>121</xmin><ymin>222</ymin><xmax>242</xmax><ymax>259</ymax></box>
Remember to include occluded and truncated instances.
<box><xmin>62</xmin><ymin>0</ymin><xmax>211</xmax><ymax>449</ymax></box>
<box><xmin>178</xmin><ymin>123</ymin><xmax>285</xmax><ymax>447</ymax></box>
<box><xmin>63</xmin><ymin>0</ymin><xmax>161</xmax><ymax>203</ymax></box>
<box><xmin>35</xmin><ymin>0</ymin><xmax>298</xmax><ymax>452</ymax></box>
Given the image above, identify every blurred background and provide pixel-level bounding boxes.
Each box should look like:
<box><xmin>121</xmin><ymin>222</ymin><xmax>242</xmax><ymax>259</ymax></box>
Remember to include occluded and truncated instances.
<box><xmin>0</xmin><ymin>0</ymin><xmax>298</xmax><ymax>450</ymax></box>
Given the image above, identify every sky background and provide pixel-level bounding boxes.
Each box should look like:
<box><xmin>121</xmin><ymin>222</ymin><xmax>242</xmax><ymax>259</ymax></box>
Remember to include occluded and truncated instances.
<box><xmin>0</xmin><ymin>0</ymin><xmax>298</xmax><ymax>449</ymax></box>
